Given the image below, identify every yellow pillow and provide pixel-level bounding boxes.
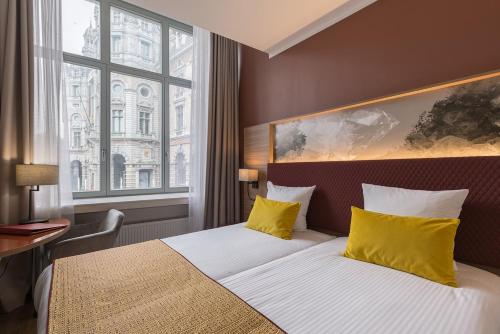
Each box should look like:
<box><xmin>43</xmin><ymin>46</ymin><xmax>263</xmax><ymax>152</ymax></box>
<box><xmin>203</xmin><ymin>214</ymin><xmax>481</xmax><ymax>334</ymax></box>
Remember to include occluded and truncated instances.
<box><xmin>344</xmin><ymin>206</ymin><xmax>459</xmax><ymax>287</ymax></box>
<box><xmin>245</xmin><ymin>195</ymin><xmax>301</xmax><ymax>240</ymax></box>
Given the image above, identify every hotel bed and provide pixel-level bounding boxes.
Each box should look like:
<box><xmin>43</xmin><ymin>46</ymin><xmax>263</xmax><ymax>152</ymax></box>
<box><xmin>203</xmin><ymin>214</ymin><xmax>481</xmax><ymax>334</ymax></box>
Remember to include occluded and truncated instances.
<box><xmin>34</xmin><ymin>222</ymin><xmax>333</xmax><ymax>332</ymax></box>
<box><xmin>222</xmin><ymin>237</ymin><xmax>500</xmax><ymax>334</ymax></box>
<box><xmin>37</xmin><ymin>156</ymin><xmax>500</xmax><ymax>334</ymax></box>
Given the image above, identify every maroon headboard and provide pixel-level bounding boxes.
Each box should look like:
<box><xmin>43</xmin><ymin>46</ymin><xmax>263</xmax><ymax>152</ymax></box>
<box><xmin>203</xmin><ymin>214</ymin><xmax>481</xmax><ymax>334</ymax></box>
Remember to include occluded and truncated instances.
<box><xmin>267</xmin><ymin>156</ymin><xmax>500</xmax><ymax>268</ymax></box>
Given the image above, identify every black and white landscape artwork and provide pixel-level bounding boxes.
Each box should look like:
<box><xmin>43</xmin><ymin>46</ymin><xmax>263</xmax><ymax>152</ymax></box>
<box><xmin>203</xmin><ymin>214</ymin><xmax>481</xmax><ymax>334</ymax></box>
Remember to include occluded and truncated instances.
<box><xmin>274</xmin><ymin>75</ymin><xmax>500</xmax><ymax>162</ymax></box>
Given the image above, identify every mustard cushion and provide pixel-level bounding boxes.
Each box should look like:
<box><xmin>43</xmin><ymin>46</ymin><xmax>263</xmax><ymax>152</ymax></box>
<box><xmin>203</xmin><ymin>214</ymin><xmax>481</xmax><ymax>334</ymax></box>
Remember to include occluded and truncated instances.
<box><xmin>245</xmin><ymin>195</ymin><xmax>301</xmax><ymax>240</ymax></box>
<box><xmin>344</xmin><ymin>206</ymin><xmax>459</xmax><ymax>287</ymax></box>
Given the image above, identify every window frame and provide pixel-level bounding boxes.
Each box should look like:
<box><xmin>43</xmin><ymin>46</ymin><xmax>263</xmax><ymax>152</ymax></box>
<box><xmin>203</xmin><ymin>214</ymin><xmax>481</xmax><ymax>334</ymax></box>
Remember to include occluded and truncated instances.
<box><xmin>64</xmin><ymin>0</ymin><xmax>192</xmax><ymax>198</ymax></box>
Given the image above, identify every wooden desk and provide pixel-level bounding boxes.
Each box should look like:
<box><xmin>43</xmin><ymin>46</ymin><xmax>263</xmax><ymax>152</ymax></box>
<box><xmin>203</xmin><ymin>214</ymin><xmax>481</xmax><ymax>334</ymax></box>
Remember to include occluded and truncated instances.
<box><xmin>0</xmin><ymin>218</ymin><xmax>70</xmax><ymax>257</ymax></box>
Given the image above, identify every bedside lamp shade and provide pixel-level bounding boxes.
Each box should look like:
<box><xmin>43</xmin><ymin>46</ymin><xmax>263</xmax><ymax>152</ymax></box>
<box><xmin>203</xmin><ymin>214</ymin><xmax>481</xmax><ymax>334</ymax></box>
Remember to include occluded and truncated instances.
<box><xmin>239</xmin><ymin>169</ymin><xmax>258</xmax><ymax>182</ymax></box>
<box><xmin>16</xmin><ymin>164</ymin><xmax>59</xmax><ymax>186</ymax></box>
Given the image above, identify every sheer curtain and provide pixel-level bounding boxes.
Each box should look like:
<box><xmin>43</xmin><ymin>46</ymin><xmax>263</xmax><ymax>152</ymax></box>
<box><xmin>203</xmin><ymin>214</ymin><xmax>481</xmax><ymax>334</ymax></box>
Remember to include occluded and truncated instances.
<box><xmin>188</xmin><ymin>27</ymin><xmax>210</xmax><ymax>232</ymax></box>
<box><xmin>32</xmin><ymin>0</ymin><xmax>73</xmax><ymax>220</ymax></box>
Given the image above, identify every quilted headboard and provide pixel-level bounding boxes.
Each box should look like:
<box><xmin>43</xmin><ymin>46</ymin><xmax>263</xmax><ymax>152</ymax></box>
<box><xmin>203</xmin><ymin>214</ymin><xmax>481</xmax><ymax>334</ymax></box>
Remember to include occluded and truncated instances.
<box><xmin>267</xmin><ymin>156</ymin><xmax>500</xmax><ymax>268</ymax></box>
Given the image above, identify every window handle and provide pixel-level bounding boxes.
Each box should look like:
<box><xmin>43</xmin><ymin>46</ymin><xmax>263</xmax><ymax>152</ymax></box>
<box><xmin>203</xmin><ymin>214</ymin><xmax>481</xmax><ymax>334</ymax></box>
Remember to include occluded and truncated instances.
<box><xmin>101</xmin><ymin>148</ymin><xmax>107</xmax><ymax>162</ymax></box>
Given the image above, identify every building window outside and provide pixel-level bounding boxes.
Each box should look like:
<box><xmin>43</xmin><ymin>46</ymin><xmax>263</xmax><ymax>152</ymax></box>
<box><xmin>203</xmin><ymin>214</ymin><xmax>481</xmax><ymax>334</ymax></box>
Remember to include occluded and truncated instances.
<box><xmin>112</xmin><ymin>154</ymin><xmax>126</xmax><ymax>190</ymax></box>
<box><xmin>175</xmin><ymin>105</ymin><xmax>183</xmax><ymax>135</ymax></box>
<box><xmin>62</xmin><ymin>0</ymin><xmax>193</xmax><ymax>197</ymax></box>
<box><xmin>139</xmin><ymin>169</ymin><xmax>152</xmax><ymax>188</ymax></box>
<box><xmin>112</xmin><ymin>35</ymin><xmax>121</xmax><ymax>53</ymax></box>
<box><xmin>112</xmin><ymin>110</ymin><xmax>124</xmax><ymax>133</ymax></box>
<box><xmin>141</xmin><ymin>40</ymin><xmax>151</xmax><ymax>59</ymax></box>
<box><xmin>139</xmin><ymin>86</ymin><xmax>150</xmax><ymax>98</ymax></box>
<box><xmin>72</xmin><ymin>130</ymin><xmax>81</xmax><ymax>148</ymax></box>
<box><xmin>72</xmin><ymin>85</ymin><xmax>80</xmax><ymax>96</ymax></box>
<box><xmin>112</xmin><ymin>83</ymin><xmax>123</xmax><ymax>94</ymax></box>
<box><xmin>139</xmin><ymin>111</ymin><xmax>151</xmax><ymax>135</ymax></box>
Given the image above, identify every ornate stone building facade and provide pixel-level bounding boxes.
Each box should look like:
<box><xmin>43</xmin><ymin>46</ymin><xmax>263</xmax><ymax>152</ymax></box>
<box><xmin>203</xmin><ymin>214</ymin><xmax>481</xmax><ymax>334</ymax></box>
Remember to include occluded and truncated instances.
<box><xmin>66</xmin><ymin>4</ymin><xmax>192</xmax><ymax>193</ymax></box>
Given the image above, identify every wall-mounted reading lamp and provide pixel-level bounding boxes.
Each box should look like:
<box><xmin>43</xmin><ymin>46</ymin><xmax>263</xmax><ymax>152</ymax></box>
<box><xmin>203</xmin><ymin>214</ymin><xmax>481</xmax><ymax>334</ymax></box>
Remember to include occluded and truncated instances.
<box><xmin>239</xmin><ymin>168</ymin><xmax>258</xmax><ymax>200</ymax></box>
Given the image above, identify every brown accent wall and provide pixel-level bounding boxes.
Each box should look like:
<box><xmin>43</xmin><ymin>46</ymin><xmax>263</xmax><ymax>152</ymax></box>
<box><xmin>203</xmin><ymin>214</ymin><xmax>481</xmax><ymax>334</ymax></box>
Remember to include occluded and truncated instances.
<box><xmin>239</xmin><ymin>0</ymin><xmax>500</xmax><ymax>130</ymax></box>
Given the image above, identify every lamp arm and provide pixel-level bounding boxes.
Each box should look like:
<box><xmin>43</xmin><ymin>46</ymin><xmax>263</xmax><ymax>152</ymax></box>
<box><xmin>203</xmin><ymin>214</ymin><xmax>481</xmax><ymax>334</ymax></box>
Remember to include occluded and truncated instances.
<box><xmin>247</xmin><ymin>183</ymin><xmax>256</xmax><ymax>201</ymax></box>
<box><xmin>29</xmin><ymin>185</ymin><xmax>40</xmax><ymax>221</ymax></box>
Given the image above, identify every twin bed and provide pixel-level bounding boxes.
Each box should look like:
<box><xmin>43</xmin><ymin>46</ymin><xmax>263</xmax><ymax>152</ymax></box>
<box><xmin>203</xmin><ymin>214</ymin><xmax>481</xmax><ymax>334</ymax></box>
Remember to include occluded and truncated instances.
<box><xmin>35</xmin><ymin>156</ymin><xmax>500</xmax><ymax>333</ymax></box>
<box><xmin>35</xmin><ymin>223</ymin><xmax>333</xmax><ymax>332</ymax></box>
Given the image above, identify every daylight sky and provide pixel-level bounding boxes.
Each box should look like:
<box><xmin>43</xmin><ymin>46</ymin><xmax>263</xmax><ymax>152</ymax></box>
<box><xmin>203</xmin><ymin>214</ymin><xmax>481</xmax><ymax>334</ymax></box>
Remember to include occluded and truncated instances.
<box><xmin>62</xmin><ymin>0</ymin><xmax>98</xmax><ymax>56</ymax></box>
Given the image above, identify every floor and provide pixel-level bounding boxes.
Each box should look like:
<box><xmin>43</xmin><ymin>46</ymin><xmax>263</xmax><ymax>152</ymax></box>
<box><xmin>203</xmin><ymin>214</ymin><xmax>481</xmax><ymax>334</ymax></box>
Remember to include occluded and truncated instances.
<box><xmin>0</xmin><ymin>303</ymin><xmax>37</xmax><ymax>334</ymax></box>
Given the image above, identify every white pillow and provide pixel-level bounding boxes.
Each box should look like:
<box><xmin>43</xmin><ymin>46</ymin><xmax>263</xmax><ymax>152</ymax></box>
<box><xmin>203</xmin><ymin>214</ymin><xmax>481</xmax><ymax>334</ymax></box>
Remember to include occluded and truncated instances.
<box><xmin>266</xmin><ymin>181</ymin><xmax>316</xmax><ymax>231</ymax></box>
<box><xmin>362</xmin><ymin>183</ymin><xmax>469</xmax><ymax>219</ymax></box>
<box><xmin>362</xmin><ymin>183</ymin><xmax>468</xmax><ymax>271</ymax></box>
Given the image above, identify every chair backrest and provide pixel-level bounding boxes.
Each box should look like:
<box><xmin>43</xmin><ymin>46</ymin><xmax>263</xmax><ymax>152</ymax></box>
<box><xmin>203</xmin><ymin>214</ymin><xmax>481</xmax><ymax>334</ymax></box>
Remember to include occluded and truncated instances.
<box><xmin>98</xmin><ymin>209</ymin><xmax>125</xmax><ymax>235</ymax></box>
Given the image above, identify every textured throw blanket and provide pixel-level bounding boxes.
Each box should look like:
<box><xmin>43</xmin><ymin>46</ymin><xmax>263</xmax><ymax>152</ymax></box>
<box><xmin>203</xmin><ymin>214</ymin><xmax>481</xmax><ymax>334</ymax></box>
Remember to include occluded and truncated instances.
<box><xmin>48</xmin><ymin>240</ymin><xmax>284</xmax><ymax>334</ymax></box>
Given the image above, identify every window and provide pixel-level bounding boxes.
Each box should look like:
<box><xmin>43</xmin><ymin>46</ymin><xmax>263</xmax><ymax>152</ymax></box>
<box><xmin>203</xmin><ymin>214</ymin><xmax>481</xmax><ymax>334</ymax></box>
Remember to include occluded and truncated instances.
<box><xmin>71</xmin><ymin>114</ymin><xmax>81</xmax><ymax>126</ymax></box>
<box><xmin>112</xmin><ymin>154</ymin><xmax>126</xmax><ymax>190</ymax></box>
<box><xmin>110</xmin><ymin>73</ymin><xmax>161</xmax><ymax>191</ymax></box>
<box><xmin>139</xmin><ymin>169</ymin><xmax>152</xmax><ymax>188</ymax></box>
<box><xmin>141</xmin><ymin>40</ymin><xmax>151</xmax><ymax>59</ymax></box>
<box><xmin>111</xmin><ymin>36</ymin><xmax>121</xmax><ymax>53</ymax></box>
<box><xmin>110</xmin><ymin>6</ymin><xmax>161</xmax><ymax>73</ymax></box>
<box><xmin>175</xmin><ymin>105</ymin><xmax>183</xmax><ymax>134</ymax></box>
<box><xmin>72</xmin><ymin>85</ymin><xmax>80</xmax><ymax>97</ymax></box>
<box><xmin>169</xmin><ymin>86</ymin><xmax>191</xmax><ymax>188</ymax></box>
<box><xmin>169</xmin><ymin>28</ymin><xmax>193</xmax><ymax>80</ymax></box>
<box><xmin>112</xmin><ymin>110</ymin><xmax>124</xmax><ymax>133</ymax></box>
<box><xmin>62</xmin><ymin>0</ymin><xmax>100</xmax><ymax>59</ymax></box>
<box><xmin>139</xmin><ymin>86</ymin><xmax>150</xmax><ymax>98</ymax></box>
<box><xmin>62</xmin><ymin>0</ymin><xmax>193</xmax><ymax>197</ymax></box>
<box><xmin>63</xmin><ymin>63</ymin><xmax>101</xmax><ymax>193</ymax></box>
<box><xmin>139</xmin><ymin>111</ymin><xmax>151</xmax><ymax>135</ymax></box>
<box><xmin>72</xmin><ymin>131</ymin><xmax>82</xmax><ymax>148</ymax></box>
<box><xmin>112</xmin><ymin>83</ymin><xmax>123</xmax><ymax>94</ymax></box>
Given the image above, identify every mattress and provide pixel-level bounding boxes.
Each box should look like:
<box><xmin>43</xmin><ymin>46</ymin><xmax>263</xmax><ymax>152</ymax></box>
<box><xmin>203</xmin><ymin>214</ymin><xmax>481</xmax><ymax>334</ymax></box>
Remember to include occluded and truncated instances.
<box><xmin>220</xmin><ymin>237</ymin><xmax>500</xmax><ymax>334</ymax></box>
<box><xmin>34</xmin><ymin>223</ymin><xmax>332</xmax><ymax>333</ymax></box>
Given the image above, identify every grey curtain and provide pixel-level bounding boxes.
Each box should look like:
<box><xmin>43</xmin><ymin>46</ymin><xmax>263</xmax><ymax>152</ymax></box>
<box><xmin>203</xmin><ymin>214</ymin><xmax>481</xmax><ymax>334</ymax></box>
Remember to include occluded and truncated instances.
<box><xmin>203</xmin><ymin>34</ymin><xmax>240</xmax><ymax>229</ymax></box>
<box><xmin>0</xmin><ymin>0</ymin><xmax>33</xmax><ymax>225</ymax></box>
<box><xmin>0</xmin><ymin>0</ymin><xmax>33</xmax><ymax>312</ymax></box>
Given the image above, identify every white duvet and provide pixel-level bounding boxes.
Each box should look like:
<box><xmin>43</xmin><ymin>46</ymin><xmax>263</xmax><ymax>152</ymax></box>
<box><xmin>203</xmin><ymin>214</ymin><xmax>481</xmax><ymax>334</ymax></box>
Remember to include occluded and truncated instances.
<box><xmin>221</xmin><ymin>238</ymin><xmax>500</xmax><ymax>334</ymax></box>
<box><xmin>163</xmin><ymin>222</ymin><xmax>333</xmax><ymax>280</ymax></box>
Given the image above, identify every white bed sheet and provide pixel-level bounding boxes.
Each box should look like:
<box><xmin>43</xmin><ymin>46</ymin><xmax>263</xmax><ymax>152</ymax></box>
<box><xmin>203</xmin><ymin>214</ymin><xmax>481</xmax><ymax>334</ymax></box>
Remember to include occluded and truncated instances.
<box><xmin>220</xmin><ymin>237</ymin><xmax>500</xmax><ymax>334</ymax></box>
<box><xmin>162</xmin><ymin>222</ymin><xmax>333</xmax><ymax>280</ymax></box>
<box><xmin>35</xmin><ymin>223</ymin><xmax>332</xmax><ymax>333</ymax></box>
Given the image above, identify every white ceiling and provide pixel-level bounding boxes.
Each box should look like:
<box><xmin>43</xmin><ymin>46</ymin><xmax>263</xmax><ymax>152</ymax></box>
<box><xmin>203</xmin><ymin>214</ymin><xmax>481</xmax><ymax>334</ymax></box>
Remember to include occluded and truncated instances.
<box><xmin>125</xmin><ymin>0</ymin><xmax>378</xmax><ymax>57</ymax></box>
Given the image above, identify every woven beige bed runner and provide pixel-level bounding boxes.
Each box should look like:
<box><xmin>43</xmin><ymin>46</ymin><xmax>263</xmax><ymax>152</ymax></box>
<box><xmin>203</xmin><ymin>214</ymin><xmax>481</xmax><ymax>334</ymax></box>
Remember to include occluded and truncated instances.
<box><xmin>48</xmin><ymin>239</ymin><xmax>284</xmax><ymax>334</ymax></box>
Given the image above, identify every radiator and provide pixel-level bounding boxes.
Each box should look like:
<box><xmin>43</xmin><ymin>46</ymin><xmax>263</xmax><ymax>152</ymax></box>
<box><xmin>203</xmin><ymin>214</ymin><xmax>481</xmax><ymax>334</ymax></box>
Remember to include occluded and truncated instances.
<box><xmin>115</xmin><ymin>218</ymin><xmax>189</xmax><ymax>247</ymax></box>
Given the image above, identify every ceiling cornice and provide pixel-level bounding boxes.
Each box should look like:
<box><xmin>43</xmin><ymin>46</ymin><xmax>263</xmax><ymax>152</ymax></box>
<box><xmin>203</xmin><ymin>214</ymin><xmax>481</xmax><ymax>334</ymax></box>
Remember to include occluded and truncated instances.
<box><xmin>266</xmin><ymin>0</ymin><xmax>378</xmax><ymax>58</ymax></box>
